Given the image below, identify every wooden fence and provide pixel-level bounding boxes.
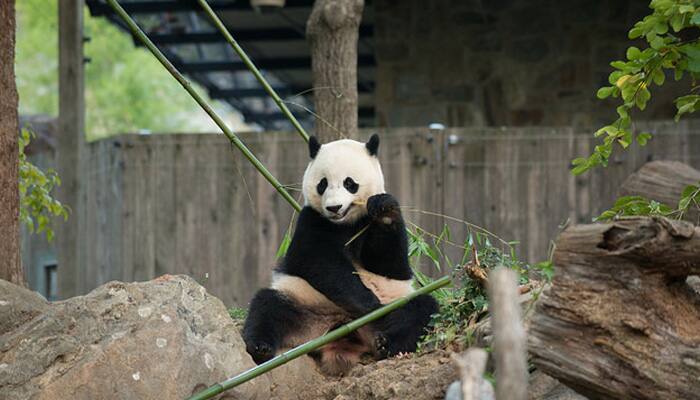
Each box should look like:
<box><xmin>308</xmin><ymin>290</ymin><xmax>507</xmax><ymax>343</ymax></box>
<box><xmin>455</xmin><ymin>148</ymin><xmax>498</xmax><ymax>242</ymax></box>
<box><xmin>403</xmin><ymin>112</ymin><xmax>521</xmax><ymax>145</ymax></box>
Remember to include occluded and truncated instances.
<box><xmin>21</xmin><ymin>121</ymin><xmax>700</xmax><ymax>306</ymax></box>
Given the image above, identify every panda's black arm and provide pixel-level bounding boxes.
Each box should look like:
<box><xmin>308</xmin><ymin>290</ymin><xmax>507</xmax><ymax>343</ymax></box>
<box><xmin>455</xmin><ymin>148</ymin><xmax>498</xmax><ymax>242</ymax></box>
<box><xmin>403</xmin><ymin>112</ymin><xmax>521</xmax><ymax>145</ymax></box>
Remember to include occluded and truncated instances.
<box><xmin>281</xmin><ymin>207</ymin><xmax>383</xmax><ymax>316</ymax></box>
<box><xmin>359</xmin><ymin>193</ymin><xmax>413</xmax><ymax>280</ymax></box>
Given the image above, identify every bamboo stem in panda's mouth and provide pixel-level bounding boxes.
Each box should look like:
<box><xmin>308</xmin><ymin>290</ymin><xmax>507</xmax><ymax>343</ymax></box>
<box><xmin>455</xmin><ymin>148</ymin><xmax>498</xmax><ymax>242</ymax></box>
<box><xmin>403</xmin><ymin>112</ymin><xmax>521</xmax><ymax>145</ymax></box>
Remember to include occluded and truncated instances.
<box><xmin>352</xmin><ymin>200</ymin><xmax>366</xmax><ymax>206</ymax></box>
<box><xmin>186</xmin><ymin>276</ymin><xmax>451</xmax><ymax>400</ymax></box>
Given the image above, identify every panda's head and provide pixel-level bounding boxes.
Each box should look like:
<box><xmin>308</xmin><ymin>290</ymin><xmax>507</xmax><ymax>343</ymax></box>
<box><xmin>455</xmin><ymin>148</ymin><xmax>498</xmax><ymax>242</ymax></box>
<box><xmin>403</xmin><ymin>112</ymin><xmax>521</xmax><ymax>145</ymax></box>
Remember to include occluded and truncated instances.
<box><xmin>302</xmin><ymin>134</ymin><xmax>384</xmax><ymax>224</ymax></box>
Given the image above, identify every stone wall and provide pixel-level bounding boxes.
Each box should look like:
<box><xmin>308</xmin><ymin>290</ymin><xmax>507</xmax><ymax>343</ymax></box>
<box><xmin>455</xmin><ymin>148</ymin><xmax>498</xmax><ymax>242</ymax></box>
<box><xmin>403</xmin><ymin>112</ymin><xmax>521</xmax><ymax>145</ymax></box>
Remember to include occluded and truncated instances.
<box><xmin>373</xmin><ymin>0</ymin><xmax>689</xmax><ymax>128</ymax></box>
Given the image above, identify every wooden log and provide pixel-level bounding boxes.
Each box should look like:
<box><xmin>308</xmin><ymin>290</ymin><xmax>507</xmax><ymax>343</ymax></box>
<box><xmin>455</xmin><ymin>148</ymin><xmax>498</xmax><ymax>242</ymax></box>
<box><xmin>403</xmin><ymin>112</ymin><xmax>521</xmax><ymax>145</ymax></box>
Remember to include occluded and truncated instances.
<box><xmin>529</xmin><ymin>216</ymin><xmax>700</xmax><ymax>400</ymax></box>
<box><xmin>619</xmin><ymin>160</ymin><xmax>700</xmax><ymax>222</ymax></box>
<box><xmin>489</xmin><ymin>268</ymin><xmax>528</xmax><ymax>400</ymax></box>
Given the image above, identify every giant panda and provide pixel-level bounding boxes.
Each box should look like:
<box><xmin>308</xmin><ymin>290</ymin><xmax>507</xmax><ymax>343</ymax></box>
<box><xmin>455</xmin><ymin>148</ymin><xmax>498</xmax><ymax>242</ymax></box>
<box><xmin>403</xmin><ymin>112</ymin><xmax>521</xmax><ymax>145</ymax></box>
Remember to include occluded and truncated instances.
<box><xmin>242</xmin><ymin>134</ymin><xmax>438</xmax><ymax>375</ymax></box>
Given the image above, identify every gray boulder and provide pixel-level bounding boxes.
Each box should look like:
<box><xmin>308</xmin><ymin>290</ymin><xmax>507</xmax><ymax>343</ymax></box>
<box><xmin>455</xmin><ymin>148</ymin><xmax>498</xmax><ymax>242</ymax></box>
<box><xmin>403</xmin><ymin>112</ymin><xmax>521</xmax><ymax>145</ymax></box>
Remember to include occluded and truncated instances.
<box><xmin>0</xmin><ymin>275</ymin><xmax>279</xmax><ymax>399</ymax></box>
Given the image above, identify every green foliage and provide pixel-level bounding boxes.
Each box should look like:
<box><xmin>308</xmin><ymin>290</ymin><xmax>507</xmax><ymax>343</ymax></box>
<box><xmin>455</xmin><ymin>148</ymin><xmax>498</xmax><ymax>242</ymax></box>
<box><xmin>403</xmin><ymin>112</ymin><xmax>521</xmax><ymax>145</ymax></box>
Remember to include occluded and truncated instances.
<box><xmin>275</xmin><ymin>230</ymin><xmax>293</xmax><ymax>259</ymax></box>
<box><xmin>15</xmin><ymin>1</ymin><xmax>216</xmax><ymax>140</ymax></box>
<box><xmin>679</xmin><ymin>183</ymin><xmax>700</xmax><ymax>219</ymax></box>
<box><xmin>19</xmin><ymin>129</ymin><xmax>69</xmax><ymax>241</ymax></box>
<box><xmin>594</xmin><ymin>195</ymin><xmax>674</xmax><ymax>221</ymax></box>
<box><xmin>595</xmin><ymin>185</ymin><xmax>700</xmax><ymax>222</ymax></box>
<box><xmin>574</xmin><ymin>0</ymin><xmax>700</xmax><ymax>175</ymax></box>
<box><xmin>412</xmin><ymin>227</ymin><xmax>533</xmax><ymax>351</ymax></box>
<box><xmin>228</xmin><ymin>307</ymin><xmax>248</xmax><ymax>320</ymax></box>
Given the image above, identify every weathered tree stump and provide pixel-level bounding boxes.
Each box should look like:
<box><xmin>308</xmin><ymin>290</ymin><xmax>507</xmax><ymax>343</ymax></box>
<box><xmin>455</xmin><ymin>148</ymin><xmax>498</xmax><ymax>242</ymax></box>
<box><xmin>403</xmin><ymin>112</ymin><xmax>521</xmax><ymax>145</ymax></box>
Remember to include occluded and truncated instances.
<box><xmin>620</xmin><ymin>160</ymin><xmax>700</xmax><ymax>223</ymax></box>
<box><xmin>529</xmin><ymin>217</ymin><xmax>700</xmax><ymax>400</ymax></box>
<box><xmin>306</xmin><ymin>0</ymin><xmax>364</xmax><ymax>141</ymax></box>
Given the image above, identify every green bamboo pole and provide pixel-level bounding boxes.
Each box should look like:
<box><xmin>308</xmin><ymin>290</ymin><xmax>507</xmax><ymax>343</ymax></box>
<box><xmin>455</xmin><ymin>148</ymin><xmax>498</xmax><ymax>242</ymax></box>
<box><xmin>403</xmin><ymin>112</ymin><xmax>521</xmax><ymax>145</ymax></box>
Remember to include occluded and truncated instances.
<box><xmin>187</xmin><ymin>276</ymin><xmax>450</xmax><ymax>400</ymax></box>
<box><xmin>196</xmin><ymin>0</ymin><xmax>309</xmax><ymax>143</ymax></box>
<box><xmin>105</xmin><ymin>0</ymin><xmax>301</xmax><ymax>212</ymax></box>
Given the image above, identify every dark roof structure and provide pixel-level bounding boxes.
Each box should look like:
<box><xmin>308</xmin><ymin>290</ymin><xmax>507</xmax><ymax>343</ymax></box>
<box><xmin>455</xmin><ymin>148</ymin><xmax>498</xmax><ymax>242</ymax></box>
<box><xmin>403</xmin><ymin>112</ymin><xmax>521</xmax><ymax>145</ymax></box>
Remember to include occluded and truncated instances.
<box><xmin>86</xmin><ymin>0</ymin><xmax>376</xmax><ymax>130</ymax></box>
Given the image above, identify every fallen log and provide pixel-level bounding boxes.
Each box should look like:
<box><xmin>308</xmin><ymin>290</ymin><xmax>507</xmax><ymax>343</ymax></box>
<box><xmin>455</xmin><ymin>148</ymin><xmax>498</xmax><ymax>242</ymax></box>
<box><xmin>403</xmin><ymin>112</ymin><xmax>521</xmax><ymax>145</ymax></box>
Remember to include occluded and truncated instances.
<box><xmin>529</xmin><ymin>217</ymin><xmax>700</xmax><ymax>400</ymax></box>
<box><xmin>620</xmin><ymin>160</ymin><xmax>700</xmax><ymax>222</ymax></box>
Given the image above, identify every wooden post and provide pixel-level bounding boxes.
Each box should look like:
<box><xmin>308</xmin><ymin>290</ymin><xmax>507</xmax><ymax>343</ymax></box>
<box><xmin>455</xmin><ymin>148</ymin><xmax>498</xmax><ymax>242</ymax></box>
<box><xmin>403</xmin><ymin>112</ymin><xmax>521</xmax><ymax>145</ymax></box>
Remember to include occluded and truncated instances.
<box><xmin>0</xmin><ymin>0</ymin><xmax>24</xmax><ymax>286</ymax></box>
<box><xmin>306</xmin><ymin>0</ymin><xmax>364</xmax><ymax>141</ymax></box>
<box><xmin>488</xmin><ymin>268</ymin><xmax>528</xmax><ymax>400</ymax></box>
<box><xmin>57</xmin><ymin>0</ymin><xmax>85</xmax><ymax>299</ymax></box>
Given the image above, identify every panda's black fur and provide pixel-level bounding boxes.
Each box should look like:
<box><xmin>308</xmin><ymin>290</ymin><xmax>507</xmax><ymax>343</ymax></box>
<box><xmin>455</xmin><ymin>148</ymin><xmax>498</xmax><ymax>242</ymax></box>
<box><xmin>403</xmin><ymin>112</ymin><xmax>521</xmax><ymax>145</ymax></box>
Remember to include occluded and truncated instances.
<box><xmin>242</xmin><ymin>135</ymin><xmax>438</xmax><ymax>375</ymax></box>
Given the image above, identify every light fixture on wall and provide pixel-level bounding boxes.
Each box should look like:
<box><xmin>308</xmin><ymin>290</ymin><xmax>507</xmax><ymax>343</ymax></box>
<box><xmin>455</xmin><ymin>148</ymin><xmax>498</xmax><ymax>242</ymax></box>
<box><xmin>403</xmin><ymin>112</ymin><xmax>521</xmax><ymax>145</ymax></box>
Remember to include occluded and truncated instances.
<box><xmin>251</xmin><ymin>0</ymin><xmax>286</xmax><ymax>12</ymax></box>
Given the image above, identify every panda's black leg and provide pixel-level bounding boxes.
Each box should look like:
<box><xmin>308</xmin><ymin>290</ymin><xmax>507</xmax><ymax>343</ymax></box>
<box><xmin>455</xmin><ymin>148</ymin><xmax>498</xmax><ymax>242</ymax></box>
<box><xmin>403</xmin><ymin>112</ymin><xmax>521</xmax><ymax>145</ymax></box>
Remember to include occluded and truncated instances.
<box><xmin>242</xmin><ymin>288</ymin><xmax>304</xmax><ymax>364</ymax></box>
<box><xmin>372</xmin><ymin>294</ymin><xmax>438</xmax><ymax>357</ymax></box>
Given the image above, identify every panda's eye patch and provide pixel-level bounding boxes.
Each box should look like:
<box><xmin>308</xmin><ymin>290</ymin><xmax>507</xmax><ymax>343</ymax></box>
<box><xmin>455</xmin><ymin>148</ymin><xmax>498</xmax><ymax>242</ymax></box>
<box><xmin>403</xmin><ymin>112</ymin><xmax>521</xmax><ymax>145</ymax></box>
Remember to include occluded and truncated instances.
<box><xmin>317</xmin><ymin>178</ymin><xmax>328</xmax><ymax>195</ymax></box>
<box><xmin>343</xmin><ymin>177</ymin><xmax>359</xmax><ymax>194</ymax></box>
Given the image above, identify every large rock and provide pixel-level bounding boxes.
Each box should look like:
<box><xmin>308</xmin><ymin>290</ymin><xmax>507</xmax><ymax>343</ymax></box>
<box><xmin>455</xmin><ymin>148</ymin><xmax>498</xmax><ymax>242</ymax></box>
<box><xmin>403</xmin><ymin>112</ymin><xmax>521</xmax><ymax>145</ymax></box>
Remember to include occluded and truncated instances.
<box><xmin>0</xmin><ymin>279</ymin><xmax>49</xmax><ymax>336</ymax></box>
<box><xmin>0</xmin><ymin>275</ymin><xmax>278</xmax><ymax>399</ymax></box>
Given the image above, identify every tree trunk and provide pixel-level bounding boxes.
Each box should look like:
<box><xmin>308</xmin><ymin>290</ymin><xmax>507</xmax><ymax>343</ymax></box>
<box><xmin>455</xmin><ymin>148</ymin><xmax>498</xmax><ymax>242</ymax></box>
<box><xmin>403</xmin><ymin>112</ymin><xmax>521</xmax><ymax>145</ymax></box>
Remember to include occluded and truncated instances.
<box><xmin>306</xmin><ymin>0</ymin><xmax>363</xmax><ymax>142</ymax></box>
<box><xmin>619</xmin><ymin>160</ymin><xmax>700</xmax><ymax>223</ymax></box>
<box><xmin>529</xmin><ymin>217</ymin><xmax>700</xmax><ymax>400</ymax></box>
<box><xmin>0</xmin><ymin>0</ymin><xmax>23</xmax><ymax>286</ymax></box>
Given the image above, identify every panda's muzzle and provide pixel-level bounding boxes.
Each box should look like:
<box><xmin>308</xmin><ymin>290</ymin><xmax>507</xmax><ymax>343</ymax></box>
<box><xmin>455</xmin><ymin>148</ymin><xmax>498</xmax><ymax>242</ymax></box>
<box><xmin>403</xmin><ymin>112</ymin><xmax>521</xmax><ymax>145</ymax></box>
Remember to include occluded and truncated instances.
<box><xmin>325</xmin><ymin>205</ymin><xmax>342</xmax><ymax>214</ymax></box>
<box><xmin>327</xmin><ymin>204</ymin><xmax>354</xmax><ymax>221</ymax></box>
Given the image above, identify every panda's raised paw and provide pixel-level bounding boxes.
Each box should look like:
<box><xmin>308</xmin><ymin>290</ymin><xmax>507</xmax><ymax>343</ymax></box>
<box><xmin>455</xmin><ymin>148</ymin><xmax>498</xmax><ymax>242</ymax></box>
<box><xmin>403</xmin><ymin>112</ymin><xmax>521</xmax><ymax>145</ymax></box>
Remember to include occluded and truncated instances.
<box><xmin>367</xmin><ymin>194</ymin><xmax>400</xmax><ymax>224</ymax></box>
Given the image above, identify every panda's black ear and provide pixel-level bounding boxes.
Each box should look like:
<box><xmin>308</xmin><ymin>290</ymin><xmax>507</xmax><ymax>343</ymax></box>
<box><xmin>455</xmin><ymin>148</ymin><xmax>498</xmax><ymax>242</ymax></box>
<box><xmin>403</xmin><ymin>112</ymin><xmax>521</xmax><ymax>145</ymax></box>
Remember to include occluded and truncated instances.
<box><xmin>308</xmin><ymin>136</ymin><xmax>321</xmax><ymax>159</ymax></box>
<box><xmin>366</xmin><ymin>134</ymin><xmax>379</xmax><ymax>156</ymax></box>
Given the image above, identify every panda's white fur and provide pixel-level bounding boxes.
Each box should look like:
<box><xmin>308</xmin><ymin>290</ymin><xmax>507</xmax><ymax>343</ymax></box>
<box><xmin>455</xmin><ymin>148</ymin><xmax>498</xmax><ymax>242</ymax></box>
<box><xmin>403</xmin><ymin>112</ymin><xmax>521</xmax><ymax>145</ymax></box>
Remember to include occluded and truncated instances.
<box><xmin>302</xmin><ymin>139</ymin><xmax>385</xmax><ymax>224</ymax></box>
<box><xmin>275</xmin><ymin>138</ymin><xmax>412</xmax><ymax>311</ymax></box>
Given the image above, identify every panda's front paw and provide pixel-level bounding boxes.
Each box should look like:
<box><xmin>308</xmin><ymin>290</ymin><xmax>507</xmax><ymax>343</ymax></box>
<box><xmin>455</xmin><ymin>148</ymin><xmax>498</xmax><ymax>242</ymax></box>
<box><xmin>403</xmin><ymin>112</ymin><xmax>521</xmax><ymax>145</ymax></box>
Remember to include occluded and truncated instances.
<box><xmin>373</xmin><ymin>333</ymin><xmax>389</xmax><ymax>359</ymax></box>
<box><xmin>367</xmin><ymin>194</ymin><xmax>400</xmax><ymax>224</ymax></box>
<box><xmin>246</xmin><ymin>341</ymin><xmax>276</xmax><ymax>365</ymax></box>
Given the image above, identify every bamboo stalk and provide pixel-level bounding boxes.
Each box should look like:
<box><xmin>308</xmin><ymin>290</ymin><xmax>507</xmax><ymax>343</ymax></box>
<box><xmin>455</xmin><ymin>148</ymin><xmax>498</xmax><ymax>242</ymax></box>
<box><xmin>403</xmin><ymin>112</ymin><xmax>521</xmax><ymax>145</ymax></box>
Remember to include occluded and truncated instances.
<box><xmin>104</xmin><ymin>0</ymin><xmax>302</xmax><ymax>212</ymax></box>
<box><xmin>196</xmin><ymin>0</ymin><xmax>309</xmax><ymax>143</ymax></box>
<box><xmin>187</xmin><ymin>275</ymin><xmax>451</xmax><ymax>400</ymax></box>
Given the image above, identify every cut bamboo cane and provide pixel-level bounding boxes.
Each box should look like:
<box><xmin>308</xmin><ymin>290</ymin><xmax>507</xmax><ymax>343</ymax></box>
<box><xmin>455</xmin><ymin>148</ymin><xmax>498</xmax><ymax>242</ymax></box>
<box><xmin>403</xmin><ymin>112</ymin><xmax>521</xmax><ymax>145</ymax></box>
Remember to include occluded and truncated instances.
<box><xmin>187</xmin><ymin>276</ymin><xmax>451</xmax><ymax>400</ymax></box>
<box><xmin>196</xmin><ymin>0</ymin><xmax>309</xmax><ymax>143</ymax></box>
<box><xmin>105</xmin><ymin>0</ymin><xmax>302</xmax><ymax>212</ymax></box>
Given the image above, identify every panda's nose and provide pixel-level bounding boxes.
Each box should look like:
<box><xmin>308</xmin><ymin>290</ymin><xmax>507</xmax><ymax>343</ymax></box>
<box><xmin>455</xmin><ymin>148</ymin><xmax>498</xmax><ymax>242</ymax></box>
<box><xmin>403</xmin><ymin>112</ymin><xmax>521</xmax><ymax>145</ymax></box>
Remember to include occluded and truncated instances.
<box><xmin>326</xmin><ymin>205</ymin><xmax>342</xmax><ymax>214</ymax></box>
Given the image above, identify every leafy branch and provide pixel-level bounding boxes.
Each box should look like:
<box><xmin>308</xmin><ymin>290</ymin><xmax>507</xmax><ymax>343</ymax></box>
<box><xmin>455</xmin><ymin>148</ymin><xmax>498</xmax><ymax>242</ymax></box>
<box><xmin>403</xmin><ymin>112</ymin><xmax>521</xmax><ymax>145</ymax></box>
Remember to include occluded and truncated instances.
<box><xmin>573</xmin><ymin>0</ymin><xmax>700</xmax><ymax>175</ymax></box>
<box><xmin>594</xmin><ymin>184</ymin><xmax>700</xmax><ymax>222</ymax></box>
<box><xmin>19</xmin><ymin>129</ymin><xmax>68</xmax><ymax>241</ymax></box>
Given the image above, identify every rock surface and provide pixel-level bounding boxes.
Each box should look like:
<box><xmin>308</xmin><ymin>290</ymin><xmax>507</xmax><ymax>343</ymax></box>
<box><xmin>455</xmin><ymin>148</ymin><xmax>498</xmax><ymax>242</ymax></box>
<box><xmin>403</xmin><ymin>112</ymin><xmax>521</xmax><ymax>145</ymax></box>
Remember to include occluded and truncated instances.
<box><xmin>0</xmin><ymin>275</ymin><xmax>273</xmax><ymax>399</ymax></box>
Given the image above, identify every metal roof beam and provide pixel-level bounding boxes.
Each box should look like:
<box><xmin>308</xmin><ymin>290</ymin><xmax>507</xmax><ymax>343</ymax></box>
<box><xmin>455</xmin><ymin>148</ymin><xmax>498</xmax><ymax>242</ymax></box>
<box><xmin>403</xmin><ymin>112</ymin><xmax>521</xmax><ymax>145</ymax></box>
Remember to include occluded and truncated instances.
<box><xmin>210</xmin><ymin>87</ymin><xmax>305</xmax><ymax>99</ymax></box>
<box><xmin>148</xmin><ymin>25</ymin><xmax>373</xmax><ymax>44</ymax></box>
<box><xmin>87</xmin><ymin>0</ymin><xmax>315</xmax><ymax>16</ymax></box>
<box><xmin>210</xmin><ymin>85</ymin><xmax>371</xmax><ymax>99</ymax></box>
<box><xmin>177</xmin><ymin>55</ymin><xmax>375</xmax><ymax>72</ymax></box>
<box><xmin>244</xmin><ymin>107</ymin><xmax>374</xmax><ymax>122</ymax></box>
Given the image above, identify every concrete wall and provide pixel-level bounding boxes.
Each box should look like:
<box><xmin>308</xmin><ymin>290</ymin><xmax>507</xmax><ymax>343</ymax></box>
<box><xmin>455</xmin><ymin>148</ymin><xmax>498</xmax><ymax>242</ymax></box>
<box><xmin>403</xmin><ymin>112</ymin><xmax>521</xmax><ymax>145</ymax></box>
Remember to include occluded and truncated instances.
<box><xmin>21</xmin><ymin>123</ymin><xmax>700</xmax><ymax>306</ymax></box>
<box><xmin>373</xmin><ymin>0</ymin><xmax>688</xmax><ymax>128</ymax></box>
